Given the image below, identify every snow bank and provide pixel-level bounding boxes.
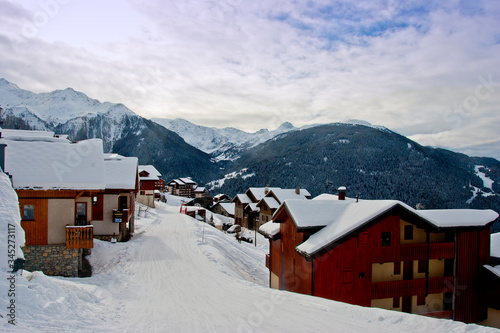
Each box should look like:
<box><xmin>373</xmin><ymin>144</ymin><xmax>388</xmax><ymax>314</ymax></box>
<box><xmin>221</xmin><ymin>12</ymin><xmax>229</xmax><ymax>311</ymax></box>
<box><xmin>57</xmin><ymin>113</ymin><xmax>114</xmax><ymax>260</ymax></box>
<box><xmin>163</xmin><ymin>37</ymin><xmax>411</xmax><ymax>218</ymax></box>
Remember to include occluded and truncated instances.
<box><xmin>0</xmin><ymin>170</ymin><xmax>25</xmax><ymax>326</ymax></box>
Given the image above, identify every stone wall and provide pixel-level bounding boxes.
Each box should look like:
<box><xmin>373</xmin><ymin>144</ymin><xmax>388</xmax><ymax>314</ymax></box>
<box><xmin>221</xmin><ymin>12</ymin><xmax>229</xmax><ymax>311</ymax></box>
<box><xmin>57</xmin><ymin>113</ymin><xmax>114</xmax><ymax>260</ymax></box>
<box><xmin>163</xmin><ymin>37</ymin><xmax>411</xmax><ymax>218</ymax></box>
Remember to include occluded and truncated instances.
<box><xmin>22</xmin><ymin>244</ymin><xmax>82</xmax><ymax>277</ymax></box>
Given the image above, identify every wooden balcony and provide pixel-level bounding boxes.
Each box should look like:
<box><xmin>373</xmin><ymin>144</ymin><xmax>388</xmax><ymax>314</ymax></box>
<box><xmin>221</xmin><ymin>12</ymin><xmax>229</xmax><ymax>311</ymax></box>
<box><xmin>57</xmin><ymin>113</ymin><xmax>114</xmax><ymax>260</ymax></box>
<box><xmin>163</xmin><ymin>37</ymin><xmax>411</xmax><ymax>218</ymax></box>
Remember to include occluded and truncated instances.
<box><xmin>400</xmin><ymin>242</ymin><xmax>455</xmax><ymax>261</ymax></box>
<box><xmin>66</xmin><ymin>226</ymin><xmax>93</xmax><ymax>249</ymax></box>
<box><xmin>372</xmin><ymin>276</ymin><xmax>454</xmax><ymax>299</ymax></box>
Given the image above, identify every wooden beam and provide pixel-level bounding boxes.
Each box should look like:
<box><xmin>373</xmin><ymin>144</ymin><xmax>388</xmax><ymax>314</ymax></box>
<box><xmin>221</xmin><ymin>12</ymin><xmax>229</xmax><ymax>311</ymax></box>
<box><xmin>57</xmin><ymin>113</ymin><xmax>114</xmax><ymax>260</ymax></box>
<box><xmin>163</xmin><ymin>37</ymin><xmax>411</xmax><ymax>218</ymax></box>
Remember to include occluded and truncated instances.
<box><xmin>75</xmin><ymin>191</ymin><xmax>85</xmax><ymax>200</ymax></box>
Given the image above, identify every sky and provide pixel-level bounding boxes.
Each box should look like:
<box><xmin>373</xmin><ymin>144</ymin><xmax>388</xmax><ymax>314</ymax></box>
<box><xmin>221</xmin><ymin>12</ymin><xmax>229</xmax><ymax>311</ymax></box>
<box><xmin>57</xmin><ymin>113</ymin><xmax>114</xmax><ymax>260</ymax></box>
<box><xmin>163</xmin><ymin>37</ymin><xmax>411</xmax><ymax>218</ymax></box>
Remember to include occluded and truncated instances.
<box><xmin>0</xmin><ymin>0</ymin><xmax>499</xmax><ymax>159</ymax></box>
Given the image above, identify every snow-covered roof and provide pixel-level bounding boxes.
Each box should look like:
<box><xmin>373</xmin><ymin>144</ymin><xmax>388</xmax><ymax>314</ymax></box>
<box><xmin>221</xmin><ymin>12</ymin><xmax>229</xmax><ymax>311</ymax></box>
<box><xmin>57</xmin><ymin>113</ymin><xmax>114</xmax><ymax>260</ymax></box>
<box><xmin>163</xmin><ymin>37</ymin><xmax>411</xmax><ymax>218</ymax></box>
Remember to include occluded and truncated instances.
<box><xmin>194</xmin><ymin>186</ymin><xmax>206</xmax><ymax>193</ymax></box>
<box><xmin>246</xmin><ymin>203</ymin><xmax>259</xmax><ymax>212</ymax></box>
<box><xmin>275</xmin><ymin>197</ymin><xmax>499</xmax><ymax>257</ymax></box>
<box><xmin>104</xmin><ymin>155</ymin><xmax>138</xmax><ymax>190</ymax></box>
<box><xmin>257</xmin><ymin>197</ymin><xmax>280</xmax><ymax>210</ymax></box>
<box><xmin>0</xmin><ymin>129</ymin><xmax>55</xmax><ymax>138</ymax></box>
<box><xmin>179</xmin><ymin>177</ymin><xmax>196</xmax><ymax>184</ymax></box>
<box><xmin>259</xmin><ymin>221</ymin><xmax>280</xmax><ymax>238</ymax></box>
<box><xmin>232</xmin><ymin>193</ymin><xmax>252</xmax><ymax>204</ymax></box>
<box><xmin>416</xmin><ymin>209</ymin><xmax>499</xmax><ymax>228</ymax></box>
<box><xmin>491</xmin><ymin>233</ymin><xmax>500</xmax><ymax>258</ymax></box>
<box><xmin>484</xmin><ymin>265</ymin><xmax>500</xmax><ymax>279</ymax></box>
<box><xmin>218</xmin><ymin>202</ymin><xmax>235</xmax><ymax>215</ymax></box>
<box><xmin>138</xmin><ymin>165</ymin><xmax>161</xmax><ymax>181</ymax></box>
<box><xmin>247</xmin><ymin>187</ymin><xmax>280</xmax><ymax>201</ymax></box>
<box><xmin>268</xmin><ymin>188</ymin><xmax>311</xmax><ymax>203</ymax></box>
<box><xmin>2</xmin><ymin>137</ymin><xmax>106</xmax><ymax>190</ymax></box>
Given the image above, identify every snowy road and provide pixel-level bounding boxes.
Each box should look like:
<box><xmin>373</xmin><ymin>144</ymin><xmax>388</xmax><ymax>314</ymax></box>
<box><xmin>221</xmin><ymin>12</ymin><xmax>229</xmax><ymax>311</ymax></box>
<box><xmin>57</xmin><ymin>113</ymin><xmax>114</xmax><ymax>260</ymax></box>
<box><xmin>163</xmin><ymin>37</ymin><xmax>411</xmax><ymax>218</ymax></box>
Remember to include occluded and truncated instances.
<box><xmin>8</xmin><ymin>202</ymin><xmax>496</xmax><ymax>332</ymax></box>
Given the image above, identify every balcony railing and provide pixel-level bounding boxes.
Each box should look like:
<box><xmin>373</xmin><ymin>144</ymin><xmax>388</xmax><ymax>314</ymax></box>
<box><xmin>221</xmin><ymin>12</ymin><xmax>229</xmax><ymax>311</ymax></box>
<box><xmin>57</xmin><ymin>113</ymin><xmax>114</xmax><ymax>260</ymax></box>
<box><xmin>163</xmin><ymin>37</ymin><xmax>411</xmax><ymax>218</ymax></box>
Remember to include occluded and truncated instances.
<box><xmin>400</xmin><ymin>242</ymin><xmax>455</xmax><ymax>261</ymax></box>
<box><xmin>372</xmin><ymin>276</ymin><xmax>454</xmax><ymax>299</ymax></box>
<box><xmin>66</xmin><ymin>226</ymin><xmax>93</xmax><ymax>249</ymax></box>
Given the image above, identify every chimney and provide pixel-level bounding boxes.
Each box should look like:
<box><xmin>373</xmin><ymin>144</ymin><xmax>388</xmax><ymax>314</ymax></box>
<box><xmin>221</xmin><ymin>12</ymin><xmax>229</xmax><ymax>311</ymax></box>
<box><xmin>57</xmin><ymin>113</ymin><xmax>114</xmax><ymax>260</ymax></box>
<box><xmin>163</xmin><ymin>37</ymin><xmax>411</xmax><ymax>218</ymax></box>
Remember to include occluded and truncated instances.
<box><xmin>265</xmin><ymin>186</ymin><xmax>269</xmax><ymax>195</ymax></box>
<box><xmin>0</xmin><ymin>143</ymin><xmax>6</xmax><ymax>172</ymax></box>
<box><xmin>338</xmin><ymin>186</ymin><xmax>346</xmax><ymax>200</ymax></box>
<box><xmin>295</xmin><ymin>188</ymin><xmax>300</xmax><ymax>195</ymax></box>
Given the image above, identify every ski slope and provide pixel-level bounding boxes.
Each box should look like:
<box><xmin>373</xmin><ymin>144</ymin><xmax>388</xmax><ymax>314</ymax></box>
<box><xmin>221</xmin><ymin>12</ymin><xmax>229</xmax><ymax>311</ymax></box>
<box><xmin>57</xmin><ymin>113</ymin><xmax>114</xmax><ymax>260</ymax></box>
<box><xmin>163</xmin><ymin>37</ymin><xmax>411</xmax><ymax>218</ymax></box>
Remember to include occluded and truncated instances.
<box><xmin>3</xmin><ymin>202</ymin><xmax>496</xmax><ymax>332</ymax></box>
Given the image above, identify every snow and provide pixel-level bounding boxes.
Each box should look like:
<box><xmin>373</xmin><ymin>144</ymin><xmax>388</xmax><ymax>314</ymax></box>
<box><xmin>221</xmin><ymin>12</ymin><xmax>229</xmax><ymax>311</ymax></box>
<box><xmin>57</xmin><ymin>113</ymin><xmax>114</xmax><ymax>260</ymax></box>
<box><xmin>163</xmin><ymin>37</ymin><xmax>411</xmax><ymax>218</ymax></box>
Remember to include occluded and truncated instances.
<box><xmin>475</xmin><ymin>165</ymin><xmax>495</xmax><ymax>191</ymax></box>
<box><xmin>206</xmin><ymin>168</ymin><xmax>255</xmax><ymax>190</ymax></box>
<box><xmin>1</xmin><ymin>137</ymin><xmax>106</xmax><ymax>190</ymax></box>
<box><xmin>417</xmin><ymin>209</ymin><xmax>499</xmax><ymax>228</ymax></box>
<box><xmin>152</xmin><ymin>118</ymin><xmax>298</xmax><ymax>158</ymax></box>
<box><xmin>104</xmin><ymin>154</ymin><xmax>138</xmax><ymax>190</ymax></box>
<box><xmin>217</xmin><ymin>202</ymin><xmax>235</xmax><ymax>216</ymax></box>
<box><xmin>491</xmin><ymin>233</ymin><xmax>500</xmax><ymax>258</ymax></box>
<box><xmin>267</xmin><ymin>188</ymin><xmax>311</xmax><ymax>202</ymax></box>
<box><xmin>259</xmin><ymin>221</ymin><xmax>281</xmax><ymax>238</ymax></box>
<box><xmin>258</xmin><ymin>197</ymin><xmax>281</xmax><ymax>210</ymax></box>
<box><xmin>1</xmin><ymin>199</ymin><xmax>494</xmax><ymax>331</ymax></box>
<box><xmin>0</xmin><ymin>129</ymin><xmax>55</xmax><ymax>138</ymax></box>
<box><xmin>233</xmin><ymin>193</ymin><xmax>253</xmax><ymax>204</ymax></box>
<box><xmin>138</xmin><ymin>165</ymin><xmax>161</xmax><ymax>181</ymax></box>
<box><xmin>248</xmin><ymin>187</ymin><xmax>281</xmax><ymax>201</ymax></box>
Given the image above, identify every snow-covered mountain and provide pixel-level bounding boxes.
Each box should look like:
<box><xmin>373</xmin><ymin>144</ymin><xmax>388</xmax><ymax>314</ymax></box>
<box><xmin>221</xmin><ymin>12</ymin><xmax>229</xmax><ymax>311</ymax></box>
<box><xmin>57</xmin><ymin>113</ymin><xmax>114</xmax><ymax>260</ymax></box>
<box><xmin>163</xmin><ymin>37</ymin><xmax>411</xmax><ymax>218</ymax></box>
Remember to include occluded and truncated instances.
<box><xmin>152</xmin><ymin>118</ymin><xmax>297</xmax><ymax>161</ymax></box>
<box><xmin>0</xmin><ymin>78</ymin><xmax>218</xmax><ymax>182</ymax></box>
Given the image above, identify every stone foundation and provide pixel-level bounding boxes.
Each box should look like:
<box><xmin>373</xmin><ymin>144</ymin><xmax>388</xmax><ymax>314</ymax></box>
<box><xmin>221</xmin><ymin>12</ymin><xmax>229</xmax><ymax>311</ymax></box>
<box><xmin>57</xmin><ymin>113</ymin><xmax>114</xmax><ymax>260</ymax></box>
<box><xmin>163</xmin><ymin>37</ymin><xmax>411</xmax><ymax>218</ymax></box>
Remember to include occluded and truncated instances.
<box><xmin>22</xmin><ymin>244</ymin><xmax>83</xmax><ymax>277</ymax></box>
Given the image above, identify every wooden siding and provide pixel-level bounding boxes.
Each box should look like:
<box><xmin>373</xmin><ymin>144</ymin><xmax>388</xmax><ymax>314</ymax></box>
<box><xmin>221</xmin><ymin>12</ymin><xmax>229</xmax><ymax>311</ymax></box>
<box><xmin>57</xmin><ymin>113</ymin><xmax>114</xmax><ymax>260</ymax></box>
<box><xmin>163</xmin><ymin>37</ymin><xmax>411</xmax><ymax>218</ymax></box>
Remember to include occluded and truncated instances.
<box><xmin>455</xmin><ymin>230</ymin><xmax>489</xmax><ymax>323</ymax></box>
<box><xmin>280</xmin><ymin>216</ymin><xmax>312</xmax><ymax>295</ymax></box>
<box><xmin>400</xmin><ymin>242</ymin><xmax>455</xmax><ymax>261</ymax></box>
<box><xmin>20</xmin><ymin>199</ymin><xmax>48</xmax><ymax>245</ymax></box>
<box><xmin>270</xmin><ymin>238</ymin><xmax>282</xmax><ymax>288</ymax></box>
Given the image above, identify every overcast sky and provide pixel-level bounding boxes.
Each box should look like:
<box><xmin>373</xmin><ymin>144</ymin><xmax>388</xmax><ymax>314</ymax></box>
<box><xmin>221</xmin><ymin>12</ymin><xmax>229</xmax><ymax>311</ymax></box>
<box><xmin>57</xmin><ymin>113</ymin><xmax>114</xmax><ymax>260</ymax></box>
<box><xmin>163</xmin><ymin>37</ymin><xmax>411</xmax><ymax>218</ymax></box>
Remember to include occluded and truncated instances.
<box><xmin>0</xmin><ymin>0</ymin><xmax>499</xmax><ymax>159</ymax></box>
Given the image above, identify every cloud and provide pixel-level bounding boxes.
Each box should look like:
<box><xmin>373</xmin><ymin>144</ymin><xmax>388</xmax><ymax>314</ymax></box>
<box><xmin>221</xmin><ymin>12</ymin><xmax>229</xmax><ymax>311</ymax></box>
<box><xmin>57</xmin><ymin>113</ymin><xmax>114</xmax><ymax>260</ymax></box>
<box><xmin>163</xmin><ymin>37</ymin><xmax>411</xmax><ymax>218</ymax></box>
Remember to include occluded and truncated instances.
<box><xmin>0</xmin><ymin>0</ymin><xmax>499</xmax><ymax>158</ymax></box>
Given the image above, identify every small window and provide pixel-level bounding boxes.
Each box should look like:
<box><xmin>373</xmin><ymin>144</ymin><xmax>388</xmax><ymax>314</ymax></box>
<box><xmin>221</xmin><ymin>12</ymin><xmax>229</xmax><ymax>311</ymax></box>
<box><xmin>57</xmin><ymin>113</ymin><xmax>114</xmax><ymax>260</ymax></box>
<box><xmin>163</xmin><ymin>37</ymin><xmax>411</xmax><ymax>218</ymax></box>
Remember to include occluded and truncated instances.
<box><xmin>23</xmin><ymin>205</ymin><xmax>35</xmax><ymax>220</ymax></box>
<box><xmin>393</xmin><ymin>297</ymin><xmax>400</xmax><ymax>308</ymax></box>
<box><xmin>394</xmin><ymin>262</ymin><xmax>401</xmax><ymax>275</ymax></box>
<box><xmin>381</xmin><ymin>232</ymin><xmax>391</xmax><ymax>246</ymax></box>
<box><xmin>404</xmin><ymin>225</ymin><xmax>413</xmax><ymax>240</ymax></box>
<box><xmin>359</xmin><ymin>272</ymin><xmax>365</xmax><ymax>279</ymax></box>
<box><xmin>140</xmin><ymin>191</ymin><xmax>145</xmax><ymax>195</ymax></box>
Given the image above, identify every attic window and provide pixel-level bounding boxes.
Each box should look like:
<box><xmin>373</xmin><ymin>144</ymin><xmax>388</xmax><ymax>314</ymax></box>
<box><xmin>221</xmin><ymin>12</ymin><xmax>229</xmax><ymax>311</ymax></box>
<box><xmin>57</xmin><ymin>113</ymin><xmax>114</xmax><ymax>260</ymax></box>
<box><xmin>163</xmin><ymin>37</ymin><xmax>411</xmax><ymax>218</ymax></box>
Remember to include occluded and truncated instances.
<box><xmin>381</xmin><ymin>232</ymin><xmax>391</xmax><ymax>247</ymax></box>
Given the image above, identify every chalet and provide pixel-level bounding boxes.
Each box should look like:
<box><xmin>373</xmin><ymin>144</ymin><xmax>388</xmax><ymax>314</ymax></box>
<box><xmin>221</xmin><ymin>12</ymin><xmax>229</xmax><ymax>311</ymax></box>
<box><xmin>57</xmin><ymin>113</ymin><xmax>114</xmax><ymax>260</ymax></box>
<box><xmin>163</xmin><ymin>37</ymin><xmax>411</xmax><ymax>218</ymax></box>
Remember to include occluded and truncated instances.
<box><xmin>260</xmin><ymin>189</ymin><xmax>499</xmax><ymax>325</ymax></box>
<box><xmin>482</xmin><ymin>233</ymin><xmax>500</xmax><ymax>328</ymax></box>
<box><xmin>167</xmin><ymin>177</ymin><xmax>198</xmax><ymax>198</ymax></box>
<box><xmin>194</xmin><ymin>186</ymin><xmax>209</xmax><ymax>198</ymax></box>
<box><xmin>137</xmin><ymin>165</ymin><xmax>162</xmax><ymax>207</ymax></box>
<box><xmin>0</xmin><ymin>131</ymin><xmax>105</xmax><ymax>277</ymax></box>
<box><xmin>257</xmin><ymin>188</ymin><xmax>311</xmax><ymax>223</ymax></box>
<box><xmin>232</xmin><ymin>187</ymin><xmax>280</xmax><ymax>229</ymax></box>
<box><xmin>211</xmin><ymin>202</ymin><xmax>235</xmax><ymax>218</ymax></box>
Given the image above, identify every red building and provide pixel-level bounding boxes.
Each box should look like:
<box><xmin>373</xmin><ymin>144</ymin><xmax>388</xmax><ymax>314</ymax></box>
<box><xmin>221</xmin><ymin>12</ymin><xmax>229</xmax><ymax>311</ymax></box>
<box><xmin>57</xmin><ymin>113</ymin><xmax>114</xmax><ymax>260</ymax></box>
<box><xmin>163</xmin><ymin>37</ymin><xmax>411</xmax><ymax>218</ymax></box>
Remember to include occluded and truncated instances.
<box><xmin>260</xmin><ymin>192</ymin><xmax>499</xmax><ymax>324</ymax></box>
<box><xmin>137</xmin><ymin>165</ymin><xmax>161</xmax><ymax>207</ymax></box>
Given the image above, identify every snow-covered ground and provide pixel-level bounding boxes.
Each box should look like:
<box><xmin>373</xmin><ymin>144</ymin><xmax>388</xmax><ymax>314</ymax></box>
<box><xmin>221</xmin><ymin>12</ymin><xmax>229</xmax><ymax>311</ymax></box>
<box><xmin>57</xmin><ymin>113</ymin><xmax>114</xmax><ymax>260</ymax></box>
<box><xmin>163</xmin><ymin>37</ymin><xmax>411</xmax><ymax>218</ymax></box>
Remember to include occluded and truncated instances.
<box><xmin>1</xmin><ymin>199</ymin><xmax>497</xmax><ymax>332</ymax></box>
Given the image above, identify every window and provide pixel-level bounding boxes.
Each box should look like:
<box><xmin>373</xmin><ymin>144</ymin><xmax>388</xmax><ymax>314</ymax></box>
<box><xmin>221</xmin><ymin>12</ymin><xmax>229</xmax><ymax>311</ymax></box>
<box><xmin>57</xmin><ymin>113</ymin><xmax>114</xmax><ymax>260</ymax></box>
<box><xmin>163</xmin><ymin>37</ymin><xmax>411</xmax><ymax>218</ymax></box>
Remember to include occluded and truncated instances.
<box><xmin>381</xmin><ymin>232</ymin><xmax>391</xmax><ymax>246</ymax></box>
<box><xmin>404</xmin><ymin>225</ymin><xmax>413</xmax><ymax>240</ymax></box>
<box><xmin>418</xmin><ymin>260</ymin><xmax>427</xmax><ymax>274</ymax></box>
<box><xmin>394</xmin><ymin>261</ymin><xmax>401</xmax><ymax>275</ymax></box>
<box><xmin>75</xmin><ymin>202</ymin><xmax>87</xmax><ymax>226</ymax></box>
<box><xmin>393</xmin><ymin>297</ymin><xmax>400</xmax><ymax>308</ymax></box>
<box><xmin>140</xmin><ymin>191</ymin><xmax>145</xmax><ymax>195</ymax></box>
<box><xmin>359</xmin><ymin>272</ymin><xmax>365</xmax><ymax>279</ymax></box>
<box><xmin>23</xmin><ymin>205</ymin><xmax>35</xmax><ymax>220</ymax></box>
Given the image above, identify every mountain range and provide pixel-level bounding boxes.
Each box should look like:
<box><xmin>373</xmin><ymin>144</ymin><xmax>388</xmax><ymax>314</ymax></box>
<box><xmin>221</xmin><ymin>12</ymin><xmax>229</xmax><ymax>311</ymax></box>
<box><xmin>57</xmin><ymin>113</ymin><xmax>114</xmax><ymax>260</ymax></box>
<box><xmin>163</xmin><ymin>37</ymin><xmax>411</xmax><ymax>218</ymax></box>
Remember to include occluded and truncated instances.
<box><xmin>1</xmin><ymin>78</ymin><xmax>499</xmax><ymax>231</ymax></box>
